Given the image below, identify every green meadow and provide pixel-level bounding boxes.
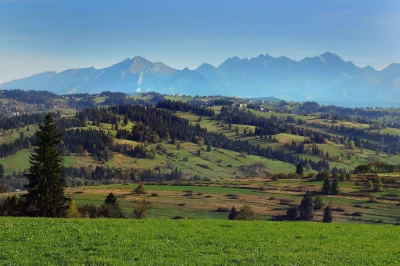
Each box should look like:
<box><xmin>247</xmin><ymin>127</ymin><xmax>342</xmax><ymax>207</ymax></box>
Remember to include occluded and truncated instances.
<box><xmin>0</xmin><ymin>218</ymin><xmax>399</xmax><ymax>265</ymax></box>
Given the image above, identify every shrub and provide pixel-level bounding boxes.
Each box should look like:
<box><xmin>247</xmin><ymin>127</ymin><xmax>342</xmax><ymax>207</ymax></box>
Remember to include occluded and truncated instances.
<box><xmin>155</xmin><ymin>144</ymin><xmax>167</xmax><ymax>152</ymax></box>
<box><xmin>307</xmin><ymin>173</ymin><xmax>316</xmax><ymax>179</ymax></box>
<box><xmin>313</xmin><ymin>196</ymin><xmax>324</xmax><ymax>210</ymax></box>
<box><xmin>171</xmin><ymin>216</ymin><xmax>186</xmax><ymax>220</ymax></box>
<box><xmin>133</xmin><ymin>198</ymin><xmax>152</xmax><ymax>219</ymax></box>
<box><xmin>183</xmin><ymin>190</ymin><xmax>193</xmax><ymax>197</ymax></box>
<box><xmin>100</xmin><ymin>193</ymin><xmax>124</xmax><ymax>218</ymax></box>
<box><xmin>78</xmin><ymin>204</ymin><xmax>99</xmax><ymax>218</ymax></box>
<box><xmin>99</xmin><ymin>203</ymin><xmax>124</xmax><ymax>218</ymax></box>
<box><xmin>0</xmin><ymin>195</ymin><xmax>25</xmax><ymax>216</ymax></box>
<box><xmin>368</xmin><ymin>194</ymin><xmax>378</xmax><ymax>203</ymax></box>
<box><xmin>166</xmin><ymin>159</ymin><xmax>175</xmax><ymax>169</ymax></box>
<box><xmin>133</xmin><ymin>184</ymin><xmax>146</xmax><ymax>195</ymax></box>
<box><xmin>286</xmin><ymin>207</ymin><xmax>299</xmax><ymax>221</ymax></box>
<box><xmin>215</xmin><ymin>207</ymin><xmax>230</xmax><ymax>212</ymax></box>
<box><xmin>332</xmin><ymin>207</ymin><xmax>345</xmax><ymax>212</ymax></box>
<box><xmin>226</xmin><ymin>194</ymin><xmax>240</xmax><ymax>199</ymax></box>
<box><xmin>196</xmin><ymin>163</ymin><xmax>211</xmax><ymax>169</ymax></box>
<box><xmin>279</xmin><ymin>199</ymin><xmax>294</xmax><ymax>206</ymax></box>
<box><xmin>66</xmin><ymin>199</ymin><xmax>82</xmax><ymax>218</ymax></box>
<box><xmin>316</xmin><ymin>172</ymin><xmax>329</xmax><ymax>181</ymax></box>
<box><xmin>236</xmin><ymin>205</ymin><xmax>257</xmax><ymax>220</ymax></box>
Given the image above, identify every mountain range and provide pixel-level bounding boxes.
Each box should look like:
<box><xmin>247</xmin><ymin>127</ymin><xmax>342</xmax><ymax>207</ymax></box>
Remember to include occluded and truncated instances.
<box><xmin>1</xmin><ymin>52</ymin><xmax>400</xmax><ymax>103</ymax></box>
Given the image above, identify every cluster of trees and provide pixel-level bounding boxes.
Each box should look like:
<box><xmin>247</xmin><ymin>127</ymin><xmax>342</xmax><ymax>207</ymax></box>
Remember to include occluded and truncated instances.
<box><xmin>0</xmin><ymin>116</ymin><xmax>85</xmax><ymax>159</ymax></box>
<box><xmin>75</xmin><ymin>193</ymin><xmax>124</xmax><ymax>218</ymax></box>
<box><xmin>286</xmin><ymin>193</ymin><xmax>333</xmax><ymax>223</ymax></box>
<box><xmin>366</xmin><ymin>176</ymin><xmax>384</xmax><ymax>192</ymax></box>
<box><xmin>61</xmin><ymin>165</ymin><xmax>184</xmax><ymax>185</ymax></box>
<box><xmin>0</xmin><ymin>134</ymin><xmax>35</xmax><ymax>158</ymax></box>
<box><xmin>0</xmin><ymin>191</ymin><xmax>152</xmax><ymax>219</ymax></box>
<box><xmin>101</xmin><ymin>91</ymin><xmax>164</xmax><ymax>106</ymax></box>
<box><xmin>226</xmin><ymin>193</ymin><xmax>333</xmax><ymax>223</ymax></box>
<box><xmin>62</xmin><ymin>128</ymin><xmax>112</xmax><ymax>161</ymax></box>
<box><xmin>300</xmin><ymin>101</ymin><xmax>400</xmax><ymax>119</ymax></box>
<box><xmin>322</xmin><ymin>179</ymin><xmax>340</xmax><ymax>195</ymax></box>
<box><xmin>2</xmin><ymin>89</ymin><xmax>58</xmax><ymax>105</ymax></box>
<box><xmin>354</xmin><ymin>162</ymin><xmax>397</xmax><ymax>174</ymax></box>
<box><xmin>228</xmin><ymin>205</ymin><xmax>258</xmax><ymax>221</ymax></box>
<box><xmin>0</xmin><ymin>112</ymin><xmax>60</xmax><ymax>130</ymax></box>
<box><xmin>308</xmin><ymin>121</ymin><xmax>400</xmax><ymax>154</ymax></box>
<box><xmin>214</xmin><ymin>106</ymin><xmax>334</xmax><ymax>144</ymax></box>
<box><xmin>157</xmin><ymin>100</ymin><xmax>214</xmax><ymax>116</ymax></box>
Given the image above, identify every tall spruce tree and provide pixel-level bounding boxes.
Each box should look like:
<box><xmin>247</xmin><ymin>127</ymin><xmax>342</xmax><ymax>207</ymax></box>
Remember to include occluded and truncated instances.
<box><xmin>322</xmin><ymin>178</ymin><xmax>331</xmax><ymax>195</ymax></box>
<box><xmin>299</xmin><ymin>192</ymin><xmax>314</xmax><ymax>220</ymax></box>
<box><xmin>331</xmin><ymin>179</ymin><xmax>340</xmax><ymax>195</ymax></box>
<box><xmin>322</xmin><ymin>206</ymin><xmax>333</xmax><ymax>223</ymax></box>
<box><xmin>228</xmin><ymin>206</ymin><xmax>238</xmax><ymax>220</ymax></box>
<box><xmin>25</xmin><ymin>114</ymin><xmax>67</xmax><ymax>217</ymax></box>
<box><xmin>296</xmin><ymin>164</ymin><xmax>304</xmax><ymax>176</ymax></box>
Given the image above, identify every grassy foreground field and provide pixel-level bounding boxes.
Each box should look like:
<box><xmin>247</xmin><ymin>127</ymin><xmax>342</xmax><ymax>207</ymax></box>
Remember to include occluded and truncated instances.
<box><xmin>0</xmin><ymin>218</ymin><xmax>399</xmax><ymax>265</ymax></box>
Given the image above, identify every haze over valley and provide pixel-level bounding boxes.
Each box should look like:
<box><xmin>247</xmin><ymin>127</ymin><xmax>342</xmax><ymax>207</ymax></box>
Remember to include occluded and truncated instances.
<box><xmin>2</xmin><ymin>52</ymin><xmax>400</xmax><ymax>105</ymax></box>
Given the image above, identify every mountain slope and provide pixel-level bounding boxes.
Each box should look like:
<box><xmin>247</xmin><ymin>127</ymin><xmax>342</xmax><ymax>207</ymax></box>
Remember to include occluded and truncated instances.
<box><xmin>1</xmin><ymin>53</ymin><xmax>400</xmax><ymax>102</ymax></box>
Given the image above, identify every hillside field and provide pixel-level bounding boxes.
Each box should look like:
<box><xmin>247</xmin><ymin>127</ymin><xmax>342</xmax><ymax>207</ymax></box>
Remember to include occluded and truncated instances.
<box><xmin>0</xmin><ymin>218</ymin><xmax>399</xmax><ymax>265</ymax></box>
<box><xmin>64</xmin><ymin>182</ymin><xmax>400</xmax><ymax>223</ymax></box>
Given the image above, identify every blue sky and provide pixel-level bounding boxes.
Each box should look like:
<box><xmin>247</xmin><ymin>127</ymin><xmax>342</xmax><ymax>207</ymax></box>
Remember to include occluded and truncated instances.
<box><xmin>0</xmin><ymin>0</ymin><xmax>399</xmax><ymax>83</ymax></box>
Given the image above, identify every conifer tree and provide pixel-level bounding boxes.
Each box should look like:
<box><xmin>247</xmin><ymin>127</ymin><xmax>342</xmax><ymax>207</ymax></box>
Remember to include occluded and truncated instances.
<box><xmin>0</xmin><ymin>164</ymin><xmax>4</xmax><ymax>179</ymax></box>
<box><xmin>331</xmin><ymin>179</ymin><xmax>340</xmax><ymax>195</ymax></box>
<box><xmin>25</xmin><ymin>114</ymin><xmax>67</xmax><ymax>217</ymax></box>
<box><xmin>104</xmin><ymin>192</ymin><xmax>118</xmax><ymax>205</ymax></box>
<box><xmin>207</xmin><ymin>144</ymin><xmax>212</xmax><ymax>152</ymax></box>
<box><xmin>228</xmin><ymin>206</ymin><xmax>238</xmax><ymax>220</ymax></box>
<box><xmin>299</xmin><ymin>192</ymin><xmax>314</xmax><ymax>220</ymax></box>
<box><xmin>322</xmin><ymin>206</ymin><xmax>333</xmax><ymax>223</ymax></box>
<box><xmin>322</xmin><ymin>178</ymin><xmax>331</xmax><ymax>195</ymax></box>
<box><xmin>296</xmin><ymin>164</ymin><xmax>304</xmax><ymax>176</ymax></box>
<box><xmin>101</xmin><ymin>193</ymin><xmax>124</xmax><ymax>218</ymax></box>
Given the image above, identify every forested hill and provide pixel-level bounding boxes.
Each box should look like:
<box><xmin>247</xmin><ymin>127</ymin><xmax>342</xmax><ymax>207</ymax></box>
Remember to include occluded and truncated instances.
<box><xmin>1</xmin><ymin>93</ymin><xmax>400</xmax><ymax>224</ymax></box>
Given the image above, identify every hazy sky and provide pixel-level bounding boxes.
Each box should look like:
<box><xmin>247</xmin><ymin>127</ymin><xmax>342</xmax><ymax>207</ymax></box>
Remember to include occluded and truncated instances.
<box><xmin>0</xmin><ymin>0</ymin><xmax>399</xmax><ymax>83</ymax></box>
